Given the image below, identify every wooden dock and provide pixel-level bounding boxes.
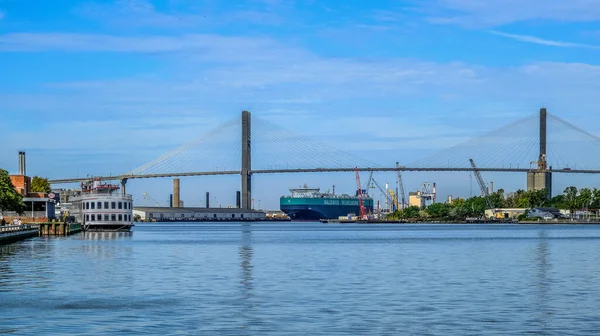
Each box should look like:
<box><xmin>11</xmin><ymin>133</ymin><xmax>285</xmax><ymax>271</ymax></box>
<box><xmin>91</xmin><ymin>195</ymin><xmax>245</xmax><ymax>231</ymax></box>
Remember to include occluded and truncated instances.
<box><xmin>38</xmin><ymin>222</ymin><xmax>82</xmax><ymax>236</ymax></box>
<box><xmin>0</xmin><ymin>225</ymin><xmax>39</xmax><ymax>245</ymax></box>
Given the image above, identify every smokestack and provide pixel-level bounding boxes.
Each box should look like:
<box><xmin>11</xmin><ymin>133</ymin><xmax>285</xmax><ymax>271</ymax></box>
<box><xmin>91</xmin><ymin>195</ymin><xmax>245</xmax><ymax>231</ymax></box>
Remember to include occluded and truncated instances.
<box><xmin>169</xmin><ymin>194</ymin><xmax>173</xmax><ymax>208</ymax></box>
<box><xmin>236</xmin><ymin>191</ymin><xmax>241</xmax><ymax>208</ymax></box>
<box><xmin>206</xmin><ymin>192</ymin><xmax>210</xmax><ymax>209</ymax></box>
<box><xmin>173</xmin><ymin>178</ymin><xmax>180</xmax><ymax>208</ymax></box>
<box><xmin>433</xmin><ymin>183</ymin><xmax>437</xmax><ymax>203</ymax></box>
<box><xmin>489</xmin><ymin>181</ymin><xmax>494</xmax><ymax>194</ymax></box>
<box><xmin>18</xmin><ymin>151</ymin><xmax>26</xmax><ymax>176</ymax></box>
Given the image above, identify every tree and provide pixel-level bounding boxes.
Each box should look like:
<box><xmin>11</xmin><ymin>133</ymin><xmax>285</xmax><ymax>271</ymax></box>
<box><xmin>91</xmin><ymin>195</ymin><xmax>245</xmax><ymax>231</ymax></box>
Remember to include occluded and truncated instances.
<box><xmin>0</xmin><ymin>169</ymin><xmax>25</xmax><ymax>215</ymax></box>
<box><xmin>403</xmin><ymin>206</ymin><xmax>421</xmax><ymax>219</ymax></box>
<box><xmin>577</xmin><ymin>188</ymin><xmax>593</xmax><ymax>210</ymax></box>
<box><xmin>427</xmin><ymin>203</ymin><xmax>451</xmax><ymax>218</ymax></box>
<box><xmin>564</xmin><ymin>186</ymin><xmax>578</xmax><ymax>216</ymax></box>
<box><xmin>31</xmin><ymin>176</ymin><xmax>51</xmax><ymax>193</ymax></box>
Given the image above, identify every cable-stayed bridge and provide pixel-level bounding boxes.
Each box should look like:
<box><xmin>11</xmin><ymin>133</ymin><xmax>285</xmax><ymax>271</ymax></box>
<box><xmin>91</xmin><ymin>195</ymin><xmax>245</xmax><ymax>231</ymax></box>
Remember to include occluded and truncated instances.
<box><xmin>49</xmin><ymin>108</ymin><xmax>600</xmax><ymax>208</ymax></box>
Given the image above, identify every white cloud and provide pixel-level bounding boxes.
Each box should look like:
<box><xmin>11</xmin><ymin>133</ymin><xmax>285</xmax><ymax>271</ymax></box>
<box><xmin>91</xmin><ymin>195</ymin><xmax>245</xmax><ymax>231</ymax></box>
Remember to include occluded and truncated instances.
<box><xmin>421</xmin><ymin>0</ymin><xmax>600</xmax><ymax>27</ymax></box>
<box><xmin>489</xmin><ymin>31</ymin><xmax>600</xmax><ymax>49</ymax></box>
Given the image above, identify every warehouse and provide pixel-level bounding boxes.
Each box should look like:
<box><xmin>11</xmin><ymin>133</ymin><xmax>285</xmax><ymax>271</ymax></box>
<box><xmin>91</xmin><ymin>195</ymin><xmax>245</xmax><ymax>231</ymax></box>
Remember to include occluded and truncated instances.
<box><xmin>133</xmin><ymin>207</ymin><xmax>266</xmax><ymax>222</ymax></box>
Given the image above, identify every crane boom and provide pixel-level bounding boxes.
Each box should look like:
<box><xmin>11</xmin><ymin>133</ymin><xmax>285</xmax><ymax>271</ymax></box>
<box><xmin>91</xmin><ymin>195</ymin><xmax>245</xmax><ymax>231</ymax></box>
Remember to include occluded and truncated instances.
<box><xmin>371</xmin><ymin>177</ymin><xmax>394</xmax><ymax>208</ymax></box>
<box><xmin>469</xmin><ymin>159</ymin><xmax>495</xmax><ymax>214</ymax></box>
<box><xmin>363</xmin><ymin>171</ymin><xmax>374</xmax><ymax>195</ymax></box>
<box><xmin>396</xmin><ymin>162</ymin><xmax>407</xmax><ymax>209</ymax></box>
<box><xmin>355</xmin><ymin>167</ymin><xmax>367</xmax><ymax>219</ymax></box>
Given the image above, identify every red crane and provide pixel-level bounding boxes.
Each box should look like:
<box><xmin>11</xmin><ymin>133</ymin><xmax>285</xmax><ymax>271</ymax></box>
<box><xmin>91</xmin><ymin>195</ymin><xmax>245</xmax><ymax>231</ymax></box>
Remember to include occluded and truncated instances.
<box><xmin>355</xmin><ymin>167</ymin><xmax>367</xmax><ymax>220</ymax></box>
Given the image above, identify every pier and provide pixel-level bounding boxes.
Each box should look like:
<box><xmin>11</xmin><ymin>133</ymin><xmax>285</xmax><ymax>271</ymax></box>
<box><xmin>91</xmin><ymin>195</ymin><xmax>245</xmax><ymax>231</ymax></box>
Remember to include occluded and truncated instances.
<box><xmin>38</xmin><ymin>222</ymin><xmax>82</xmax><ymax>236</ymax></box>
<box><xmin>0</xmin><ymin>224</ymin><xmax>39</xmax><ymax>245</ymax></box>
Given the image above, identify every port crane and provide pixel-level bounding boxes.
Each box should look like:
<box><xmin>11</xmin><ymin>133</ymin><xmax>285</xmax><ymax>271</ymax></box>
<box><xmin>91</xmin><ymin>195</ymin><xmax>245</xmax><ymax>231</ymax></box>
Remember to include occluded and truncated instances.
<box><xmin>469</xmin><ymin>159</ymin><xmax>495</xmax><ymax>217</ymax></box>
<box><xmin>370</xmin><ymin>177</ymin><xmax>394</xmax><ymax>212</ymax></box>
<box><xmin>355</xmin><ymin>167</ymin><xmax>367</xmax><ymax>220</ymax></box>
<box><xmin>396</xmin><ymin>162</ymin><xmax>407</xmax><ymax>209</ymax></box>
<box><xmin>142</xmin><ymin>192</ymin><xmax>160</xmax><ymax>206</ymax></box>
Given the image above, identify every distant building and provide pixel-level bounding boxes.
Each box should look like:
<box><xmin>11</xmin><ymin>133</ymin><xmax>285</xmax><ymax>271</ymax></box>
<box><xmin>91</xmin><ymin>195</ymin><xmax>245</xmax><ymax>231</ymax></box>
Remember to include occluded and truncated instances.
<box><xmin>5</xmin><ymin>152</ymin><xmax>56</xmax><ymax>222</ymax></box>
<box><xmin>528</xmin><ymin>207</ymin><xmax>563</xmax><ymax>219</ymax></box>
<box><xmin>133</xmin><ymin>207</ymin><xmax>266</xmax><ymax>221</ymax></box>
<box><xmin>409</xmin><ymin>191</ymin><xmax>425</xmax><ymax>208</ymax></box>
<box><xmin>484</xmin><ymin>208</ymin><xmax>528</xmax><ymax>220</ymax></box>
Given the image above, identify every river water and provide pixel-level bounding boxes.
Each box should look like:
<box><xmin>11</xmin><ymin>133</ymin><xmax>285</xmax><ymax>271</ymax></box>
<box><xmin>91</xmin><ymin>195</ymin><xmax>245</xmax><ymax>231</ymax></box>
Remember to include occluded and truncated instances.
<box><xmin>1</xmin><ymin>222</ymin><xmax>600</xmax><ymax>335</ymax></box>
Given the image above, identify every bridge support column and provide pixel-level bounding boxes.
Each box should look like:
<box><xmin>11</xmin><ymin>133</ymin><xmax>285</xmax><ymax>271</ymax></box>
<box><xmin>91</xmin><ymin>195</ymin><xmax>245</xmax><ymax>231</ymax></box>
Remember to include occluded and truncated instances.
<box><xmin>527</xmin><ymin>107</ymin><xmax>552</xmax><ymax>198</ymax></box>
<box><xmin>241</xmin><ymin>111</ymin><xmax>252</xmax><ymax>210</ymax></box>
<box><xmin>121</xmin><ymin>178</ymin><xmax>128</xmax><ymax>196</ymax></box>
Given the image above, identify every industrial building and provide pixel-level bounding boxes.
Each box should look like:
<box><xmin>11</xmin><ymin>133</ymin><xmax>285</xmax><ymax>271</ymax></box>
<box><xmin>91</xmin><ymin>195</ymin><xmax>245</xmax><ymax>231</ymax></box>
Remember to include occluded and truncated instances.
<box><xmin>132</xmin><ymin>177</ymin><xmax>266</xmax><ymax>221</ymax></box>
<box><xmin>4</xmin><ymin>152</ymin><xmax>57</xmax><ymax>222</ymax></box>
<box><xmin>133</xmin><ymin>207</ymin><xmax>266</xmax><ymax>221</ymax></box>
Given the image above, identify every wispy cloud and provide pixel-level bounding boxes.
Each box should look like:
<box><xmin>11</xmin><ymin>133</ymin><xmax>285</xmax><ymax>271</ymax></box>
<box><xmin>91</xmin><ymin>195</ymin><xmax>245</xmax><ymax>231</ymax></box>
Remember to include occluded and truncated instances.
<box><xmin>489</xmin><ymin>30</ymin><xmax>600</xmax><ymax>49</ymax></box>
<box><xmin>76</xmin><ymin>0</ymin><xmax>285</xmax><ymax>28</ymax></box>
<box><xmin>419</xmin><ymin>0</ymin><xmax>600</xmax><ymax>27</ymax></box>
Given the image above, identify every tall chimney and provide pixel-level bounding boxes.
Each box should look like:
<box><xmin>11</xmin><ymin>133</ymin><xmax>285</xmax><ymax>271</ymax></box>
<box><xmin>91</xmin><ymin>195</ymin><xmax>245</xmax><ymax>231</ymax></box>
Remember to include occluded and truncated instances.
<box><xmin>173</xmin><ymin>178</ymin><xmax>180</xmax><ymax>208</ymax></box>
<box><xmin>18</xmin><ymin>151</ymin><xmax>26</xmax><ymax>176</ymax></box>
<box><xmin>433</xmin><ymin>183</ymin><xmax>437</xmax><ymax>203</ymax></box>
<box><xmin>489</xmin><ymin>181</ymin><xmax>494</xmax><ymax>194</ymax></box>
<box><xmin>236</xmin><ymin>191</ymin><xmax>241</xmax><ymax>208</ymax></box>
<box><xmin>206</xmin><ymin>192</ymin><xmax>210</xmax><ymax>209</ymax></box>
<box><xmin>169</xmin><ymin>194</ymin><xmax>173</xmax><ymax>208</ymax></box>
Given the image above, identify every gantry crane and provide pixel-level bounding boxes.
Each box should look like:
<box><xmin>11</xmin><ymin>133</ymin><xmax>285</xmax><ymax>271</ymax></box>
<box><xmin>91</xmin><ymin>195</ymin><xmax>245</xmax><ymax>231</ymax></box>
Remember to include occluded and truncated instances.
<box><xmin>469</xmin><ymin>159</ymin><xmax>495</xmax><ymax>217</ymax></box>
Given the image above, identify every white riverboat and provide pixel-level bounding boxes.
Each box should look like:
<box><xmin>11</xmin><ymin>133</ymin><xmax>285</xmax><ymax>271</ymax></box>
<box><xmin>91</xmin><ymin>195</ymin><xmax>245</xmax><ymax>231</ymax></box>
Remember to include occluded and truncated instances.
<box><xmin>68</xmin><ymin>179</ymin><xmax>134</xmax><ymax>232</ymax></box>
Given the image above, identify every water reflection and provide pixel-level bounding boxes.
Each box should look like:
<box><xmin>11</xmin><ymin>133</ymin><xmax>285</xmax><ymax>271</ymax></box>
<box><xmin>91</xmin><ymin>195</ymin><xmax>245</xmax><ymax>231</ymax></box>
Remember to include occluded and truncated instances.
<box><xmin>79</xmin><ymin>231</ymin><xmax>134</xmax><ymax>241</ymax></box>
<box><xmin>238</xmin><ymin>223</ymin><xmax>254</xmax><ymax>332</ymax></box>
<box><xmin>534</xmin><ymin>229</ymin><xmax>551</xmax><ymax>334</ymax></box>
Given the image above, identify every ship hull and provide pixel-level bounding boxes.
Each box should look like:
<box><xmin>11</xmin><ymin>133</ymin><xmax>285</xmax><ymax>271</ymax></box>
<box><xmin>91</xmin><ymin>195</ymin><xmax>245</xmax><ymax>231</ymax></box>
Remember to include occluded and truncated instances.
<box><xmin>280</xmin><ymin>197</ymin><xmax>374</xmax><ymax>220</ymax></box>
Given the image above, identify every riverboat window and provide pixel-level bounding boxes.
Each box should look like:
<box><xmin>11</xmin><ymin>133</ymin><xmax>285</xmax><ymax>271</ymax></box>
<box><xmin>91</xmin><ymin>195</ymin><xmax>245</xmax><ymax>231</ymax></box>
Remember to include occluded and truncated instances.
<box><xmin>213</xmin><ymin>214</ymin><xmax>217</xmax><ymax>218</ymax></box>
<box><xmin>111</xmin><ymin>202</ymin><xmax>116</xmax><ymax>209</ymax></box>
<box><xmin>241</xmin><ymin>214</ymin><xmax>244</xmax><ymax>219</ymax></box>
<box><xmin>118</xmin><ymin>202</ymin><xmax>122</xmax><ymax>209</ymax></box>
<box><xmin>111</xmin><ymin>214</ymin><xmax>116</xmax><ymax>221</ymax></box>
<box><xmin>128</xmin><ymin>215</ymin><xmax>131</xmax><ymax>221</ymax></box>
<box><xmin>85</xmin><ymin>202</ymin><xmax>89</xmax><ymax>209</ymax></box>
<box><xmin>91</xmin><ymin>214</ymin><xmax>95</xmax><ymax>221</ymax></box>
<box><xmin>104</xmin><ymin>214</ymin><xmax>109</xmax><ymax>221</ymax></box>
<box><xmin>97</xmin><ymin>202</ymin><xmax>102</xmax><ymax>209</ymax></box>
<box><xmin>232</xmin><ymin>214</ymin><xmax>235</xmax><ymax>219</ymax></box>
<box><xmin>91</xmin><ymin>202</ymin><xmax>95</xmax><ymax>209</ymax></box>
<box><xmin>118</xmin><ymin>214</ymin><xmax>122</xmax><ymax>221</ymax></box>
<box><xmin>85</xmin><ymin>214</ymin><xmax>89</xmax><ymax>221</ymax></box>
<box><xmin>104</xmin><ymin>202</ymin><xmax>109</xmax><ymax>209</ymax></box>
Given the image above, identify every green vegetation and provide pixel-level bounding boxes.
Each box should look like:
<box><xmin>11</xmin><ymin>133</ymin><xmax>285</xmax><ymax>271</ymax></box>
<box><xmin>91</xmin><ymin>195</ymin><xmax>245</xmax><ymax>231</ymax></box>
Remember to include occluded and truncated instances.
<box><xmin>0</xmin><ymin>169</ymin><xmax>25</xmax><ymax>215</ymax></box>
<box><xmin>31</xmin><ymin>176</ymin><xmax>52</xmax><ymax>193</ymax></box>
<box><xmin>386</xmin><ymin>186</ymin><xmax>599</xmax><ymax>221</ymax></box>
<box><xmin>31</xmin><ymin>176</ymin><xmax>51</xmax><ymax>193</ymax></box>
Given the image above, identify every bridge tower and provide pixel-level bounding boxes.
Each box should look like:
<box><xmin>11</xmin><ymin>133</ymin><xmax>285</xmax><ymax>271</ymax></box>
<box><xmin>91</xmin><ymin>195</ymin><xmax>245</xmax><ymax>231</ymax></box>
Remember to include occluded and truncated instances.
<box><xmin>527</xmin><ymin>108</ymin><xmax>552</xmax><ymax>197</ymax></box>
<box><xmin>241</xmin><ymin>110</ymin><xmax>252</xmax><ymax>209</ymax></box>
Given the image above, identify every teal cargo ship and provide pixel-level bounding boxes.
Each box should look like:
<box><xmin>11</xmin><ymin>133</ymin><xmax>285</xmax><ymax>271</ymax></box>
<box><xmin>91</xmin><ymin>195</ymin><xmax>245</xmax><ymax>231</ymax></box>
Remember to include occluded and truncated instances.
<box><xmin>280</xmin><ymin>185</ymin><xmax>374</xmax><ymax>220</ymax></box>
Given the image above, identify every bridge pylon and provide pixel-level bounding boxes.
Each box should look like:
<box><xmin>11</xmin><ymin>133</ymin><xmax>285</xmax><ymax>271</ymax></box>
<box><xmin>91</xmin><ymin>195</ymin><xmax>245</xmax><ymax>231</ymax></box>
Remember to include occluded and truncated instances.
<box><xmin>527</xmin><ymin>107</ymin><xmax>552</xmax><ymax>197</ymax></box>
<box><xmin>241</xmin><ymin>110</ymin><xmax>252</xmax><ymax>209</ymax></box>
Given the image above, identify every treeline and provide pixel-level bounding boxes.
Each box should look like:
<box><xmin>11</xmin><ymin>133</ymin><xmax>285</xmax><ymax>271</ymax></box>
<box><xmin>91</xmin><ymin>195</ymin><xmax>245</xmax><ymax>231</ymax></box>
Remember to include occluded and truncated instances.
<box><xmin>387</xmin><ymin>186</ymin><xmax>596</xmax><ymax>220</ymax></box>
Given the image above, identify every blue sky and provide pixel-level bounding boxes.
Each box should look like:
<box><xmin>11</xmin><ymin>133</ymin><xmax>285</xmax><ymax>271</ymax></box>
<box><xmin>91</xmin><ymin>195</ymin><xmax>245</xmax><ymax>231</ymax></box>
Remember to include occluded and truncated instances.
<box><xmin>2</xmin><ymin>0</ymin><xmax>600</xmax><ymax>209</ymax></box>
